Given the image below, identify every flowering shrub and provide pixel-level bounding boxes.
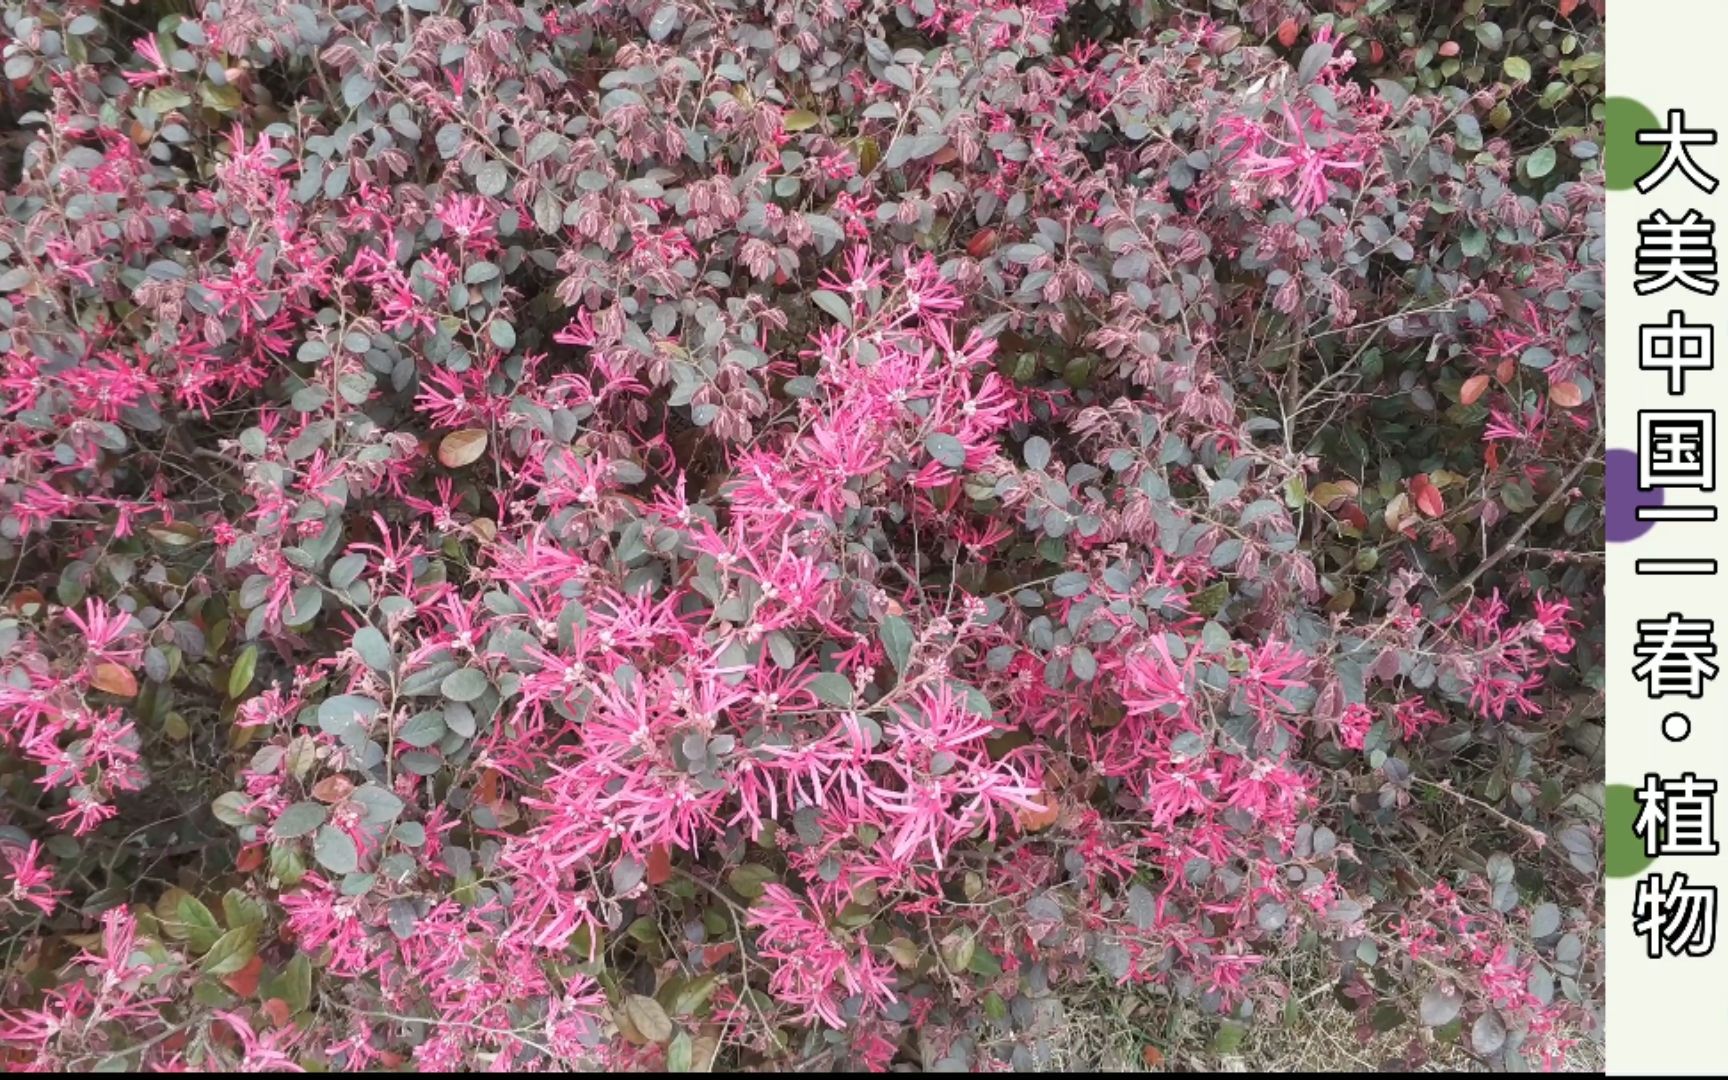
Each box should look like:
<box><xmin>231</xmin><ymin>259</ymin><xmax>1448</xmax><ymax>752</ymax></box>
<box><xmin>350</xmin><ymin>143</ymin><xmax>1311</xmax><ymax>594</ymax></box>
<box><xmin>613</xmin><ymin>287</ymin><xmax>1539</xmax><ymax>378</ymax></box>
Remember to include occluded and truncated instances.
<box><xmin>0</xmin><ymin>0</ymin><xmax>1602</xmax><ymax>1072</ymax></box>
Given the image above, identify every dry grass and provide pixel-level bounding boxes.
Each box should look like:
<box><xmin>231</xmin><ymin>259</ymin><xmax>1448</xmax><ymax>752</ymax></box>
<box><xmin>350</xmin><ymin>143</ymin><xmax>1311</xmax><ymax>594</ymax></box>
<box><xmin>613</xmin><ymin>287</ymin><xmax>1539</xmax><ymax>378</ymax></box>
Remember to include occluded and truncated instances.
<box><xmin>1047</xmin><ymin>971</ymin><xmax>1604</xmax><ymax>1074</ymax></box>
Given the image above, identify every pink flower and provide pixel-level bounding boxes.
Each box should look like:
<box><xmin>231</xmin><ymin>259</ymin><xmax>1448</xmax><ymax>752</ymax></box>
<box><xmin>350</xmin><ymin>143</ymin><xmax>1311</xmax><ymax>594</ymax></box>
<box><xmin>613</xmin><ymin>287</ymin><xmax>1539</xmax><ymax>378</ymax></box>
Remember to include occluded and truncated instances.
<box><xmin>1337</xmin><ymin>702</ymin><xmax>1375</xmax><ymax>750</ymax></box>
<box><xmin>2</xmin><ymin>842</ymin><xmax>65</xmax><ymax>917</ymax></box>
<box><xmin>123</xmin><ymin>36</ymin><xmax>172</xmax><ymax>88</ymax></box>
<box><xmin>747</xmin><ymin>885</ymin><xmax>898</xmax><ymax>1029</ymax></box>
<box><xmin>1221</xmin><ymin>105</ymin><xmax>1366</xmax><ymax>214</ymax></box>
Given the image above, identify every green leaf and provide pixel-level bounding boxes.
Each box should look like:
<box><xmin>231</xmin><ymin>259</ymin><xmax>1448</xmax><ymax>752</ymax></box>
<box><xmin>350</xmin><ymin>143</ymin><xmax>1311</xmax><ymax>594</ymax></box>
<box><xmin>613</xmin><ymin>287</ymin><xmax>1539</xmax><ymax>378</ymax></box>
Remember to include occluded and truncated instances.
<box><xmin>400</xmin><ymin>661</ymin><xmax>458</xmax><ymax>697</ymax></box>
<box><xmin>283</xmin><ymin>586</ymin><xmax>323</xmax><ymax>627</ymax></box>
<box><xmin>1502</xmin><ymin>56</ymin><xmax>1532</xmax><ymax>83</ymax></box>
<box><xmin>441</xmin><ymin>667</ymin><xmax>490</xmax><ymax>702</ymax></box>
<box><xmin>1023</xmin><ymin>435</ymin><xmax>1051</xmax><ymax>471</ymax></box>
<box><xmin>1298</xmin><ymin>40</ymin><xmax>1334</xmax><ymax>84</ymax></box>
<box><xmin>476</xmin><ymin>160</ymin><xmax>509</xmax><ymax>197</ymax></box>
<box><xmin>314</xmin><ymin>826</ymin><xmax>359</xmax><ymax>874</ymax></box>
<box><xmin>671</xmin><ymin>972</ymin><xmax>720</xmax><ymax>1016</ymax></box>
<box><xmin>275</xmin><ymin>953</ymin><xmax>313</xmax><ymax>1012</ymax></box>
<box><xmin>342</xmin><ymin>74</ymin><xmax>375</xmax><ymax>108</ymax></box>
<box><xmin>1454</xmin><ymin>113</ymin><xmax>1483</xmax><ymax>152</ymax></box>
<box><xmin>727</xmin><ymin>863</ymin><xmax>777</xmax><ymax>899</ymax></box>
<box><xmin>1070</xmin><ymin>645</ymin><xmax>1097</xmax><ymax>681</ymax></box>
<box><xmin>1473</xmin><ymin>1010</ymin><xmax>1507</xmax><ymax>1055</ymax></box>
<box><xmin>925</xmin><ymin>433</ymin><xmax>967</xmax><ymax>469</ymax></box>
<box><xmin>667</xmin><ymin>1031</ymin><xmax>694</xmax><ymax>1072</ymax></box>
<box><xmin>967</xmin><ymin>948</ymin><xmax>1004</xmax><ymax>978</ymax></box>
<box><xmin>1210</xmin><ymin>538</ymin><xmax>1245</xmax><ymax>569</ymax></box>
<box><xmin>329</xmin><ymin>554</ymin><xmax>368</xmax><ymax>590</ymax></box>
<box><xmin>880</xmin><ymin>615</ymin><xmax>914</xmax><ymax>675</ymax></box>
<box><xmin>211</xmin><ymin>791</ymin><xmax>256</xmax><ymax>828</ymax></box>
<box><xmin>271</xmin><ymin>843</ymin><xmax>307</xmax><ymax>888</ymax></box>
<box><xmin>940</xmin><ymin>930</ymin><xmax>976</xmax><ymax>973</ymax></box>
<box><xmin>806</xmin><ymin>671</ymin><xmax>854</xmax><ymax>707</ymax></box>
<box><xmin>351</xmin><ymin>784</ymin><xmax>405</xmax><ymax>826</ymax></box>
<box><xmin>765</xmin><ymin>631</ymin><xmax>796</xmax><ymax>669</ymax></box>
<box><xmin>202</xmin><ymin>923</ymin><xmax>259</xmax><ymax>976</ymax></box>
<box><xmin>1525</xmin><ymin>145</ymin><xmax>1557</xmax><ymax>179</ymax></box>
<box><xmin>274</xmin><ymin>802</ymin><xmax>328</xmax><ymax>839</ymax></box>
<box><xmin>622</xmin><ymin>994</ymin><xmax>673</xmax><ymax>1044</ymax></box>
<box><xmin>318</xmin><ymin>694</ymin><xmax>380</xmax><ymax>737</ymax></box>
<box><xmin>399</xmin><ymin>710</ymin><xmax>447</xmax><ymax>748</ymax></box>
<box><xmin>1213</xmin><ymin>1019</ymin><xmax>1248</xmax><ymax>1055</ymax></box>
<box><xmin>1520</xmin><ymin>345</ymin><xmax>1556</xmax><ymax>369</ymax></box>
<box><xmin>222</xmin><ymin>888</ymin><xmax>266</xmax><ymax>930</ymax></box>
<box><xmin>1052</xmin><ymin>571</ymin><xmax>1089</xmax><ymax>598</ymax></box>
<box><xmin>175</xmin><ymin>894</ymin><xmax>224</xmax><ymax>953</ymax></box>
<box><xmin>228</xmin><ymin>644</ymin><xmax>258</xmax><ymax>699</ymax></box>
<box><xmin>1531</xmin><ymin>901</ymin><xmax>1562</xmax><ymax>938</ymax></box>
<box><xmin>146</xmin><ymin>87</ymin><xmax>192</xmax><ymax>113</ymax></box>
<box><xmin>352</xmin><ymin>626</ymin><xmax>392</xmax><ymax>673</ymax></box>
<box><xmin>811</xmin><ymin>289</ymin><xmax>853</xmax><ymax>328</ymax></box>
<box><xmin>200</xmin><ymin>83</ymin><xmax>244</xmax><ymax>114</ymax></box>
<box><xmin>1371</xmin><ymin>1005</ymin><xmax>1407</xmax><ymax>1033</ymax></box>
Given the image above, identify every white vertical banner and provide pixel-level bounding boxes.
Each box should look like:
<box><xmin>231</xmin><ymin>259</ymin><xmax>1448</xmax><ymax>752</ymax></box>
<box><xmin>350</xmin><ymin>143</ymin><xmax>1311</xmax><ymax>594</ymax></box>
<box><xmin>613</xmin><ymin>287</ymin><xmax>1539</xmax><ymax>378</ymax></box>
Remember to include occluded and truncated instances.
<box><xmin>1610</xmin><ymin>2</ymin><xmax>1728</xmax><ymax>1073</ymax></box>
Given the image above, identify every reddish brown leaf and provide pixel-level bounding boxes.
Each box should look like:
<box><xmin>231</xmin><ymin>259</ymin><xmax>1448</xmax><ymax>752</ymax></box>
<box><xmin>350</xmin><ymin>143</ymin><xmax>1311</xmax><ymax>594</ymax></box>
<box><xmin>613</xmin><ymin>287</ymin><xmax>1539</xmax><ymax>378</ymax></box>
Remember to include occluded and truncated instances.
<box><xmin>311</xmin><ymin>775</ymin><xmax>355</xmax><ymax>803</ymax></box>
<box><xmin>1549</xmin><ymin>380</ymin><xmax>1585</xmax><ymax>408</ymax></box>
<box><xmin>262</xmin><ymin>998</ymin><xmax>292</xmax><ymax>1029</ymax></box>
<box><xmin>646</xmin><ymin>843</ymin><xmax>673</xmax><ymax>886</ymax></box>
<box><xmin>437</xmin><ymin>428</ymin><xmax>488</xmax><ymax>469</ymax></box>
<box><xmin>222</xmin><ymin>955</ymin><xmax>264</xmax><ymax>998</ymax></box>
<box><xmin>703</xmin><ymin>942</ymin><xmax>737</xmax><ymax>969</ymax></box>
<box><xmin>1459</xmin><ymin>373</ymin><xmax>1491</xmax><ymax>405</ymax></box>
<box><xmin>1559</xmin><ymin>0</ymin><xmax>1581</xmax><ymax>16</ymax></box>
<box><xmin>1438</xmin><ymin>40</ymin><xmax>1460</xmax><ymax>57</ymax></box>
<box><xmin>89</xmin><ymin>662</ymin><xmax>138</xmax><ymax>698</ymax></box>
<box><xmin>1276</xmin><ymin>18</ymin><xmax>1300</xmax><ymax>48</ymax></box>
<box><xmin>7</xmin><ymin>587</ymin><xmax>44</xmax><ymax>614</ymax></box>
<box><xmin>1017</xmin><ymin>787</ymin><xmax>1060</xmax><ymax>833</ymax></box>
<box><xmin>1142</xmin><ymin>1045</ymin><xmax>1166</xmax><ymax>1069</ymax></box>
<box><xmin>1411</xmin><ymin>475</ymin><xmax>1444</xmax><ymax>519</ymax></box>
<box><xmin>236</xmin><ymin>845</ymin><xmax>265</xmax><ymax>873</ymax></box>
<box><xmin>966</xmin><ymin>228</ymin><xmax>999</xmax><ymax>258</ymax></box>
<box><xmin>477</xmin><ymin>767</ymin><xmax>503</xmax><ymax>807</ymax></box>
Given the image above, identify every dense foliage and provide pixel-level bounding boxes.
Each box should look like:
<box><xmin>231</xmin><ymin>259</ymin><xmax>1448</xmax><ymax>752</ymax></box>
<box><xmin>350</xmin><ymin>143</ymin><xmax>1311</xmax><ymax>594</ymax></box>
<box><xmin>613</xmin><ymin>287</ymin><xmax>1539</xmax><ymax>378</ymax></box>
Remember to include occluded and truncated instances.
<box><xmin>0</xmin><ymin>0</ymin><xmax>1604</xmax><ymax>1071</ymax></box>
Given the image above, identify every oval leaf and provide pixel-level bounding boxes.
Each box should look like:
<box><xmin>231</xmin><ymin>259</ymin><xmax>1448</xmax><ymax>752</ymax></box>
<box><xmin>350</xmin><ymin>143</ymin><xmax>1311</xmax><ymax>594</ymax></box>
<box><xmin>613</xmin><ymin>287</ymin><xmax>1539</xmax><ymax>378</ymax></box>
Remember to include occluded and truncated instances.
<box><xmin>313</xmin><ymin>825</ymin><xmax>359</xmax><ymax>875</ymax></box>
<box><xmin>90</xmin><ymin>662</ymin><xmax>139</xmax><ymax>698</ymax></box>
<box><xmin>621</xmin><ymin>994</ymin><xmax>674</xmax><ymax>1045</ymax></box>
<box><xmin>439</xmin><ymin>428</ymin><xmax>488</xmax><ymax>469</ymax></box>
<box><xmin>274</xmin><ymin>802</ymin><xmax>328</xmax><ymax>839</ymax></box>
<box><xmin>441</xmin><ymin>667</ymin><xmax>490</xmax><ymax>702</ymax></box>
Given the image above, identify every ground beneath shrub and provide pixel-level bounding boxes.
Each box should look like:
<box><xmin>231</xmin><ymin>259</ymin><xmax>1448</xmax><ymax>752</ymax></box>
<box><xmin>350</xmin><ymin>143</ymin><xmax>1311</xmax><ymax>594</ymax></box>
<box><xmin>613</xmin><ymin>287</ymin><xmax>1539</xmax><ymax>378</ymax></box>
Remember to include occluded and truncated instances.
<box><xmin>1050</xmin><ymin>970</ymin><xmax>1605</xmax><ymax>1072</ymax></box>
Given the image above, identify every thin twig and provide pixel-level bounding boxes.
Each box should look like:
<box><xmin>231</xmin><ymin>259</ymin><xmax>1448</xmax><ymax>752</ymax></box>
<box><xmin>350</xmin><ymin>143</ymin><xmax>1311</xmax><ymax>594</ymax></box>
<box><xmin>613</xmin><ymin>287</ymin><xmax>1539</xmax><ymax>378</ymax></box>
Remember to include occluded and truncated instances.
<box><xmin>1437</xmin><ymin>433</ymin><xmax>1603</xmax><ymax>608</ymax></box>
